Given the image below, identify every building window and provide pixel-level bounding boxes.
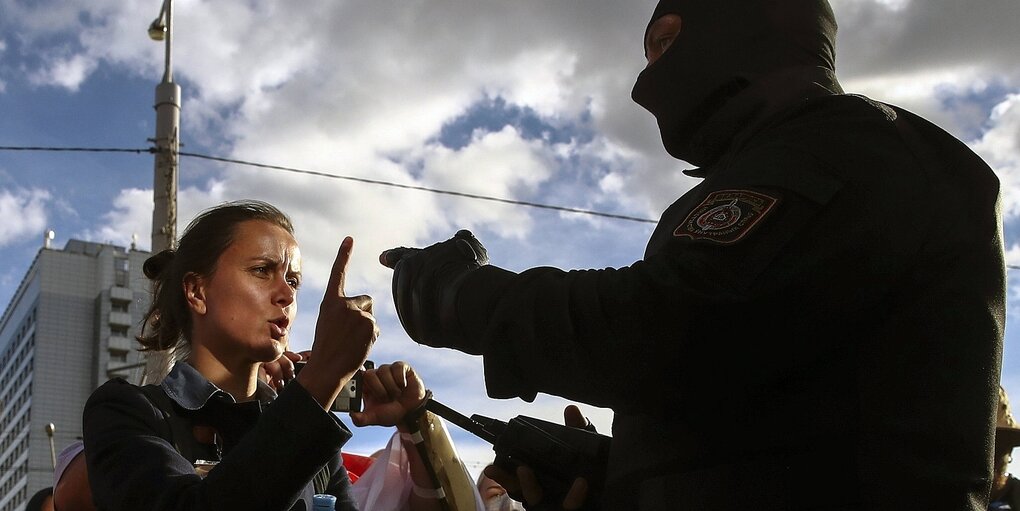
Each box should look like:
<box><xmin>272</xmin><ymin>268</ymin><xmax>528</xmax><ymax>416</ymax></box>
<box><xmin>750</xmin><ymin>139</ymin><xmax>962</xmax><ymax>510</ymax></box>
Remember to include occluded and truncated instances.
<box><xmin>114</xmin><ymin>257</ymin><xmax>130</xmax><ymax>287</ymax></box>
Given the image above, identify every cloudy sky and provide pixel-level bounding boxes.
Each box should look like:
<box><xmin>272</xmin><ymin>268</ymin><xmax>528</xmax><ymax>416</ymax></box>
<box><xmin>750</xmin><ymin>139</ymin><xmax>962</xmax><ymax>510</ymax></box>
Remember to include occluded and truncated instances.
<box><xmin>1</xmin><ymin>0</ymin><xmax>1018</xmax><ymax>477</ymax></box>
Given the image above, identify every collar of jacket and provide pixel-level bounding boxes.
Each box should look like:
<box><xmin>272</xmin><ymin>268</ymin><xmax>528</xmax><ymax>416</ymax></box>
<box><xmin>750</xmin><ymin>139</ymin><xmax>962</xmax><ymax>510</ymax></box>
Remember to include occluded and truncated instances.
<box><xmin>682</xmin><ymin>66</ymin><xmax>843</xmax><ymax>178</ymax></box>
<box><xmin>160</xmin><ymin>361</ymin><xmax>278</xmax><ymax>411</ymax></box>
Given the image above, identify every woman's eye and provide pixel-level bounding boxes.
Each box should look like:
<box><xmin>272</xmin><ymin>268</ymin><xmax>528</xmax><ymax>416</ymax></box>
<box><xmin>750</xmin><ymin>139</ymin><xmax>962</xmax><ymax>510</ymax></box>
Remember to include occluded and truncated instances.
<box><xmin>287</xmin><ymin>277</ymin><xmax>301</xmax><ymax>289</ymax></box>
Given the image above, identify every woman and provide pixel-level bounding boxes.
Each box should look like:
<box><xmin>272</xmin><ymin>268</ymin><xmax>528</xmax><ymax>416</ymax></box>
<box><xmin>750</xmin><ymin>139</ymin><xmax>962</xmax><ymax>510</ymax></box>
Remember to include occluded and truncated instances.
<box><xmin>83</xmin><ymin>200</ymin><xmax>440</xmax><ymax>510</ymax></box>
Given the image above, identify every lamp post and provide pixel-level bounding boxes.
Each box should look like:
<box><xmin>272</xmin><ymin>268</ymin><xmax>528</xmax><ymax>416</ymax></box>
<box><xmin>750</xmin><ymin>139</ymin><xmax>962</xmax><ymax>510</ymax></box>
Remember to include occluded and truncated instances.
<box><xmin>148</xmin><ymin>0</ymin><xmax>179</xmax><ymax>255</ymax></box>
<box><xmin>45</xmin><ymin>423</ymin><xmax>56</xmax><ymax>471</ymax></box>
<box><xmin>143</xmin><ymin>0</ymin><xmax>180</xmax><ymax>385</ymax></box>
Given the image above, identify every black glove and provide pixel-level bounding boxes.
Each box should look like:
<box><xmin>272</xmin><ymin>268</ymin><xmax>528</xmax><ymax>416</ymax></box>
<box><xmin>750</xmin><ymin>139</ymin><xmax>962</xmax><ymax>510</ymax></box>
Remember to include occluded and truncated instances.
<box><xmin>380</xmin><ymin>230</ymin><xmax>489</xmax><ymax>353</ymax></box>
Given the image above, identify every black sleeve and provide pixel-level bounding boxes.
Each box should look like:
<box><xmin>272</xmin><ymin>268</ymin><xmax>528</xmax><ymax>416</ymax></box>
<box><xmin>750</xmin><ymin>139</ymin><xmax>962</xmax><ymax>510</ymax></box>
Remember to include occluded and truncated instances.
<box><xmin>455</xmin><ymin>152</ymin><xmax>851</xmax><ymax>412</ymax></box>
<box><xmin>326</xmin><ymin>454</ymin><xmax>359</xmax><ymax>511</ymax></box>
<box><xmin>83</xmin><ymin>379</ymin><xmax>353</xmax><ymax>510</ymax></box>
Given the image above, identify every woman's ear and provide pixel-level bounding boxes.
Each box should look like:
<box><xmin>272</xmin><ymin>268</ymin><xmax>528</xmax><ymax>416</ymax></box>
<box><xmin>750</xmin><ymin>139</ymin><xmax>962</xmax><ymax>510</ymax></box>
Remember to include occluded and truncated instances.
<box><xmin>183</xmin><ymin>272</ymin><xmax>208</xmax><ymax>315</ymax></box>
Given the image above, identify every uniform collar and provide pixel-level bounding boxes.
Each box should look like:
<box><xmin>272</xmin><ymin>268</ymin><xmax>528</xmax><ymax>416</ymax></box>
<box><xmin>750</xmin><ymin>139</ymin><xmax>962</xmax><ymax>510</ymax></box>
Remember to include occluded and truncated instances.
<box><xmin>682</xmin><ymin>66</ymin><xmax>842</xmax><ymax>176</ymax></box>
<box><xmin>160</xmin><ymin>361</ymin><xmax>278</xmax><ymax>411</ymax></box>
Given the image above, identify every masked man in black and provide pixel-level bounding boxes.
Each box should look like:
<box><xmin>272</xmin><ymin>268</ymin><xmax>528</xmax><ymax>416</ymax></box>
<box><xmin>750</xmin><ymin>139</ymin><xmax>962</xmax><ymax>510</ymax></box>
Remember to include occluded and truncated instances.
<box><xmin>381</xmin><ymin>1</ymin><xmax>1005</xmax><ymax>509</ymax></box>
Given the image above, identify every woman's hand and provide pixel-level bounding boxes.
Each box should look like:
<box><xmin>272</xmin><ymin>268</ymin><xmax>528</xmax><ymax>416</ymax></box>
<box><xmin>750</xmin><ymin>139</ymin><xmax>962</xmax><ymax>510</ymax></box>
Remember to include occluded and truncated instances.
<box><xmin>259</xmin><ymin>350</ymin><xmax>308</xmax><ymax>390</ymax></box>
<box><xmin>349</xmin><ymin>361</ymin><xmax>426</xmax><ymax>427</ymax></box>
<box><xmin>297</xmin><ymin>237</ymin><xmax>380</xmax><ymax>410</ymax></box>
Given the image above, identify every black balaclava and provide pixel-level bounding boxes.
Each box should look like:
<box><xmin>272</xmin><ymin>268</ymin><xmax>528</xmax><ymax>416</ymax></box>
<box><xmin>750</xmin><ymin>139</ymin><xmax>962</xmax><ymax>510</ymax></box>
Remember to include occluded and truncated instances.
<box><xmin>632</xmin><ymin>0</ymin><xmax>838</xmax><ymax>166</ymax></box>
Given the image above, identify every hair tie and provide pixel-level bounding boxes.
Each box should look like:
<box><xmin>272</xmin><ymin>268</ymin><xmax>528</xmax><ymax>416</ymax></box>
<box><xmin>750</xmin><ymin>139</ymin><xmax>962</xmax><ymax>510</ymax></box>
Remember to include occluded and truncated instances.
<box><xmin>143</xmin><ymin>249</ymin><xmax>176</xmax><ymax>279</ymax></box>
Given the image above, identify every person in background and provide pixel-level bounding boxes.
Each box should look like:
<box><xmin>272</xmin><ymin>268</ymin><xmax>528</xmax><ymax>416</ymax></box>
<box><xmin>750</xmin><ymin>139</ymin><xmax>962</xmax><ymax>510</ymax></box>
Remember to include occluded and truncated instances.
<box><xmin>992</xmin><ymin>386</ymin><xmax>1020</xmax><ymax>509</ymax></box>
<box><xmin>52</xmin><ymin>441</ymin><xmax>91</xmax><ymax>511</ymax></box>
<box><xmin>25</xmin><ymin>487</ymin><xmax>54</xmax><ymax>511</ymax></box>
<box><xmin>477</xmin><ymin>473</ymin><xmax>524</xmax><ymax>511</ymax></box>
<box><xmin>83</xmin><ymin>200</ymin><xmax>442</xmax><ymax>511</ymax></box>
<box><xmin>380</xmin><ymin>0</ymin><xmax>1005</xmax><ymax>509</ymax></box>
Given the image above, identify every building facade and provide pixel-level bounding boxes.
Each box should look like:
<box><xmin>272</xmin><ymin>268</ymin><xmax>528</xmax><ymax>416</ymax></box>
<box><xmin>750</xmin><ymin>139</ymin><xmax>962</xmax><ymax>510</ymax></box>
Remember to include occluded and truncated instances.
<box><xmin>0</xmin><ymin>240</ymin><xmax>150</xmax><ymax>511</ymax></box>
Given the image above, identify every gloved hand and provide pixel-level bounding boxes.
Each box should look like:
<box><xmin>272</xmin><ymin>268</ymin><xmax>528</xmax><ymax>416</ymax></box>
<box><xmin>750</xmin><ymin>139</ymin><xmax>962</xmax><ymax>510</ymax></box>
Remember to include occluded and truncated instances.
<box><xmin>379</xmin><ymin>229</ymin><xmax>489</xmax><ymax>353</ymax></box>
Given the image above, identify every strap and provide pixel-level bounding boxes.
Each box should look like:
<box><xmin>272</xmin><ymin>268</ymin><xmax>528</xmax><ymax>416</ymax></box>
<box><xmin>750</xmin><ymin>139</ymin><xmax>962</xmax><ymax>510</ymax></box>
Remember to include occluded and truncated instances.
<box><xmin>312</xmin><ymin>464</ymin><xmax>331</xmax><ymax>495</ymax></box>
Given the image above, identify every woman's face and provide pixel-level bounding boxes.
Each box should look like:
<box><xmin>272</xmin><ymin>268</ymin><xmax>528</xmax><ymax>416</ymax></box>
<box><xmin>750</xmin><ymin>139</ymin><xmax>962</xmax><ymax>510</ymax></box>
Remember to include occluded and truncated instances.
<box><xmin>188</xmin><ymin>219</ymin><xmax>302</xmax><ymax>364</ymax></box>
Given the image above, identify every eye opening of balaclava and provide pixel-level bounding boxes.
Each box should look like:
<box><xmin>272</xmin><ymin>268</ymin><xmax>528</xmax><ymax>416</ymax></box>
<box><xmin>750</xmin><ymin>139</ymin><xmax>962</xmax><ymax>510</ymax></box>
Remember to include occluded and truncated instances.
<box><xmin>632</xmin><ymin>0</ymin><xmax>838</xmax><ymax>166</ymax></box>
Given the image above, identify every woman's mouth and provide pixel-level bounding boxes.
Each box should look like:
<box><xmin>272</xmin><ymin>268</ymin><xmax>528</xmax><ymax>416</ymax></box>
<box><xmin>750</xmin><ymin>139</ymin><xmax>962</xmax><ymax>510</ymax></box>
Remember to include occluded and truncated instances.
<box><xmin>269</xmin><ymin>318</ymin><xmax>289</xmax><ymax>340</ymax></box>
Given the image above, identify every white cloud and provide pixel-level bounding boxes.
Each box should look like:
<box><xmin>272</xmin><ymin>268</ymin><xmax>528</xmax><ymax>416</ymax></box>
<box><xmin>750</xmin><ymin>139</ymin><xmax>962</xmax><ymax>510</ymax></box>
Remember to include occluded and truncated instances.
<box><xmin>416</xmin><ymin>126</ymin><xmax>554</xmax><ymax>239</ymax></box>
<box><xmin>833</xmin><ymin>0</ymin><xmax>1020</xmax><ymax>83</ymax></box>
<box><xmin>494</xmin><ymin>48</ymin><xmax>583</xmax><ymax>118</ymax></box>
<box><xmin>872</xmin><ymin>0</ymin><xmax>911</xmax><ymax>10</ymax></box>
<box><xmin>840</xmin><ymin>65</ymin><xmax>1010</xmax><ymax>140</ymax></box>
<box><xmin>971</xmin><ymin>94</ymin><xmax>1020</xmax><ymax>219</ymax></box>
<box><xmin>0</xmin><ymin>37</ymin><xmax>6</xmax><ymax>91</ymax></box>
<box><xmin>0</xmin><ymin>188</ymin><xmax>50</xmax><ymax>247</ymax></box>
<box><xmin>28</xmin><ymin>54</ymin><xmax>98</xmax><ymax>91</ymax></box>
<box><xmin>76</xmin><ymin>182</ymin><xmax>235</xmax><ymax>253</ymax></box>
<box><xmin>1007</xmin><ymin>244</ymin><xmax>1020</xmax><ymax>269</ymax></box>
<box><xmin>76</xmin><ymin>188</ymin><xmax>152</xmax><ymax>249</ymax></box>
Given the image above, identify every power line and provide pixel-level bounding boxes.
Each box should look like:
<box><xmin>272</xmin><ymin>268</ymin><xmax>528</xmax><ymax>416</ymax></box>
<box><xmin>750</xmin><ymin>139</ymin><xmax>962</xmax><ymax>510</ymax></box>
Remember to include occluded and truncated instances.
<box><xmin>181</xmin><ymin>151</ymin><xmax>657</xmax><ymax>223</ymax></box>
<box><xmin>0</xmin><ymin>145</ymin><xmax>657</xmax><ymax>224</ymax></box>
<box><xmin>0</xmin><ymin>146</ymin><xmax>150</xmax><ymax>154</ymax></box>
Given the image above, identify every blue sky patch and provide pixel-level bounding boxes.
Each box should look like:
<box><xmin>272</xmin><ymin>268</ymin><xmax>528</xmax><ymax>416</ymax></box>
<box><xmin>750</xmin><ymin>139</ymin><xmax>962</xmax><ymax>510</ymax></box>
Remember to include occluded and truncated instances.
<box><xmin>935</xmin><ymin>79</ymin><xmax>1015</xmax><ymax>141</ymax></box>
<box><xmin>435</xmin><ymin>95</ymin><xmax>594</xmax><ymax>150</ymax></box>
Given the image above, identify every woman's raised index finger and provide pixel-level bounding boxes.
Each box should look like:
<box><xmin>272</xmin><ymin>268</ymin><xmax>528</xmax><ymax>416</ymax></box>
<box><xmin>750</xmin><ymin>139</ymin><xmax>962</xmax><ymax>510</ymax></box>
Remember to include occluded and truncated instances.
<box><xmin>327</xmin><ymin>237</ymin><xmax>354</xmax><ymax>298</ymax></box>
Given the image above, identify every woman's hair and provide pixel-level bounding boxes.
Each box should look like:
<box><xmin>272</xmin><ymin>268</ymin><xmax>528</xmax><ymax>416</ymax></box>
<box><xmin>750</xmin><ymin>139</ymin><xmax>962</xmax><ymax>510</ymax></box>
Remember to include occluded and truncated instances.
<box><xmin>137</xmin><ymin>200</ymin><xmax>294</xmax><ymax>351</ymax></box>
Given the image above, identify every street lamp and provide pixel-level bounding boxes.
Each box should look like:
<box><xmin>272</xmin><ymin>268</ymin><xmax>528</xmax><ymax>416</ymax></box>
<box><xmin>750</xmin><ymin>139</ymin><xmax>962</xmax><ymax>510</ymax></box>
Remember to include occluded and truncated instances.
<box><xmin>143</xmin><ymin>0</ymin><xmax>180</xmax><ymax>385</ymax></box>
<box><xmin>45</xmin><ymin>423</ymin><xmax>56</xmax><ymax>470</ymax></box>
<box><xmin>148</xmin><ymin>0</ymin><xmax>179</xmax><ymax>255</ymax></box>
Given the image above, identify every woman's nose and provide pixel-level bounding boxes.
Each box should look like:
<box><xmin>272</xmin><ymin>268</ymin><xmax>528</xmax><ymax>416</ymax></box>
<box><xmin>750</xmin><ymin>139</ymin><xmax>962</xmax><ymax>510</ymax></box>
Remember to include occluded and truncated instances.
<box><xmin>275</xmin><ymin>278</ymin><xmax>296</xmax><ymax>306</ymax></box>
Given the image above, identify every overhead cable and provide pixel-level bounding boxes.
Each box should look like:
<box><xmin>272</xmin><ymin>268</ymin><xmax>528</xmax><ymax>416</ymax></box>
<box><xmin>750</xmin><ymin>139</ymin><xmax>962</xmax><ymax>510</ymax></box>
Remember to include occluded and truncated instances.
<box><xmin>0</xmin><ymin>145</ymin><xmax>657</xmax><ymax>224</ymax></box>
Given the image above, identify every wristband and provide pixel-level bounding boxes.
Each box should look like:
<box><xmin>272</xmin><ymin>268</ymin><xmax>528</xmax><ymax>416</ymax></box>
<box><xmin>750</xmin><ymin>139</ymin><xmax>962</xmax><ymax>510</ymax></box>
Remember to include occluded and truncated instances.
<box><xmin>406</xmin><ymin>389</ymin><xmax>433</xmax><ymax>420</ymax></box>
<box><xmin>400</xmin><ymin>431</ymin><xmax>424</xmax><ymax>444</ymax></box>
<box><xmin>412</xmin><ymin>483</ymin><xmax>446</xmax><ymax>499</ymax></box>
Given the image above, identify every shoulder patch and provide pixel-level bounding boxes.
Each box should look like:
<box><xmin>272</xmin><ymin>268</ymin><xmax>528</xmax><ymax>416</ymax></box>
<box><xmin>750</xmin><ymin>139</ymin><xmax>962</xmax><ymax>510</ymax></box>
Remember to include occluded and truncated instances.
<box><xmin>674</xmin><ymin>189</ymin><xmax>779</xmax><ymax>244</ymax></box>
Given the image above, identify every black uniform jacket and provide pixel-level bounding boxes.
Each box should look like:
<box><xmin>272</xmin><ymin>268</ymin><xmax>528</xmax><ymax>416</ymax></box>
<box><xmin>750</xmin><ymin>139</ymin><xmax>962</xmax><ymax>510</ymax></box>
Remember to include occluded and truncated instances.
<box><xmin>457</xmin><ymin>93</ymin><xmax>1005</xmax><ymax>510</ymax></box>
<box><xmin>83</xmin><ymin>362</ymin><xmax>358</xmax><ymax>510</ymax></box>
<box><xmin>993</xmin><ymin>475</ymin><xmax>1020</xmax><ymax>509</ymax></box>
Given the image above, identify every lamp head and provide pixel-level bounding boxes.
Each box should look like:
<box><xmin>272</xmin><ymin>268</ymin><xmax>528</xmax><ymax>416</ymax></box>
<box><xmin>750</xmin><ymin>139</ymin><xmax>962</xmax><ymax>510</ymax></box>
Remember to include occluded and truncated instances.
<box><xmin>148</xmin><ymin>17</ymin><xmax>167</xmax><ymax>41</ymax></box>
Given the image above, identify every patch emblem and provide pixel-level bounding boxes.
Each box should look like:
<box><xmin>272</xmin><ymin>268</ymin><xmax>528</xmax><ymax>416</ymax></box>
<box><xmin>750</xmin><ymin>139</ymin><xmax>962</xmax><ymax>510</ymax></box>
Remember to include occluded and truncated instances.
<box><xmin>674</xmin><ymin>189</ymin><xmax>778</xmax><ymax>244</ymax></box>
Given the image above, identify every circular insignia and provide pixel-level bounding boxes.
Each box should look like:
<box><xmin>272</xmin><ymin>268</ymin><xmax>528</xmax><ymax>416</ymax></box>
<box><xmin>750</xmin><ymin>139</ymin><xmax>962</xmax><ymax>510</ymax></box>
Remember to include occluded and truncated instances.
<box><xmin>695</xmin><ymin>201</ymin><xmax>741</xmax><ymax>231</ymax></box>
<box><xmin>674</xmin><ymin>189</ymin><xmax>780</xmax><ymax>244</ymax></box>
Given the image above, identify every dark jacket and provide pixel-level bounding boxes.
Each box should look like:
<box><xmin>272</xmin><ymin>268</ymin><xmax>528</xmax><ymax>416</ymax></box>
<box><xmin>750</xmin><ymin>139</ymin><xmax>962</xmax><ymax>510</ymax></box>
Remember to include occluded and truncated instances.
<box><xmin>991</xmin><ymin>475</ymin><xmax>1020</xmax><ymax>509</ymax></box>
<box><xmin>83</xmin><ymin>362</ymin><xmax>358</xmax><ymax>511</ymax></box>
<box><xmin>456</xmin><ymin>84</ymin><xmax>1005</xmax><ymax>510</ymax></box>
